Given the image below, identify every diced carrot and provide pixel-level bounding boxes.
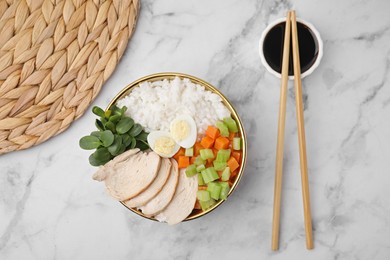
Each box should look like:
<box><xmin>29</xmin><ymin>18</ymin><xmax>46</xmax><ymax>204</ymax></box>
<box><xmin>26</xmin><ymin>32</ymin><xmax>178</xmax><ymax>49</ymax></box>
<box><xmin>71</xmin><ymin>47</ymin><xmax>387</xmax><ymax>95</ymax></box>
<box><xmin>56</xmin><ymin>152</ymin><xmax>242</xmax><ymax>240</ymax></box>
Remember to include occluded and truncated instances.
<box><xmin>207</xmin><ymin>158</ymin><xmax>214</xmax><ymax>165</ymax></box>
<box><xmin>230</xmin><ymin>169</ymin><xmax>239</xmax><ymax>178</ymax></box>
<box><xmin>232</xmin><ymin>151</ymin><xmax>241</xmax><ymax>163</ymax></box>
<box><xmin>194</xmin><ymin>142</ymin><xmax>204</xmax><ymax>156</ymax></box>
<box><xmin>194</xmin><ymin>200</ymin><xmax>201</xmax><ymax>209</ymax></box>
<box><xmin>229</xmin><ymin>132</ymin><xmax>236</xmax><ymax>141</ymax></box>
<box><xmin>206</xmin><ymin>126</ymin><xmax>220</xmax><ymax>139</ymax></box>
<box><xmin>198</xmin><ymin>186</ymin><xmax>208</xmax><ymax>190</ymax></box>
<box><xmin>228</xmin><ymin>181</ymin><xmax>234</xmax><ymax>187</ymax></box>
<box><xmin>217</xmin><ymin>171</ymin><xmax>223</xmax><ymax>179</ymax></box>
<box><xmin>190</xmin><ymin>156</ymin><xmax>197</xmax><ymax>164</ymax></box>
<box><xmin>214</xmin><ymin>136</ymin><xmax>230</xmax><ymax>150</ymax></box>
<box><xmin>200</xmin><ymin>136</ymin><xmax>214</xmax><ymax>148</ymax></box>
<box><xmin>173</xmin><ymin>147</ymin><xmax>185</xmax><ymax>161</ymax></box>
<box><xmin>213</xmin><ymin>149</ymin><xmax>218</xmax><ymax>158</ymax></box>
<box><xmin>227</xmin><ymin>157</ymin><xmax>239</xmax><ymax>172</ymax></box>
<box><xmin>178</xmin><ymin>156</ymin><xmax>190</xmax><ymax>168</ymax></box>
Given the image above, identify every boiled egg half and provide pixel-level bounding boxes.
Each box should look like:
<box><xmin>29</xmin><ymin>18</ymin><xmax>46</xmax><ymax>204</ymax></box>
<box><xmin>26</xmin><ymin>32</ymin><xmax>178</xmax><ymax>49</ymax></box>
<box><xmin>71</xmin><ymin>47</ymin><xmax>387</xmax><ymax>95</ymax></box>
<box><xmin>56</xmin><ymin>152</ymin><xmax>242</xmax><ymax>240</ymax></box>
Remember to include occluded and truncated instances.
<box><xmin>147</xmin><ymin>131</ymin><xmax>180</xmax><ymax>158</ymax></box>
<box><xmin>170</xmin><ymin>114</ymin><xmax>197</xmax><ymax>148</ymax></box>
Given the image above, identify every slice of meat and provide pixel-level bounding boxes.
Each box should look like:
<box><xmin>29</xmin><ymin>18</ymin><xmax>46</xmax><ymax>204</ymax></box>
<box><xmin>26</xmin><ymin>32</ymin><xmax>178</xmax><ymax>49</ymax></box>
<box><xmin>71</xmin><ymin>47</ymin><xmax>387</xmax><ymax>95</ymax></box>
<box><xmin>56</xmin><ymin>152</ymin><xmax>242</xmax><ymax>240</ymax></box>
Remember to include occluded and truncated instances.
<box><xmin>124</xmin><ymin>158</ymin><xmax>172</xmax><ymax>208</ymax></box>
<box><xmin>154</xmin><ymin>168</ymin><xmax>198</xmax><ymax>225</ymax></box>
<box><xmin>93</xmin><ymin>148</ymin><xmax>140</xmax><ymax>181</ymax></box>
<box><xmin>93</xmin><ymin>151</ymin><xmax>161</xmax><ymax>201</ymax></box>
<box><xmin>139</xmin><ymin>159</ymin><xmax>179</xmax><ymax>217</ymax></box>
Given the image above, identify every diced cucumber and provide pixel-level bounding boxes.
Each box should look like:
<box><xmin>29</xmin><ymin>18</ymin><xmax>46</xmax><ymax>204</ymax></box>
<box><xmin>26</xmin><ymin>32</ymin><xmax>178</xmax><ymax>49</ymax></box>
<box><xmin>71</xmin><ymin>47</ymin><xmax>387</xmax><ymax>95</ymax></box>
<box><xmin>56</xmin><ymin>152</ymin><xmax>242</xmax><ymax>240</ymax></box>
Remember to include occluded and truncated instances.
<box><xmin>197</xmin><ymin>190</ymin><xmax>211</xmax><ymax>201</ymax></box>
<box><xmin>199</xmin><ymin>149</ymin><xmax>214</xmax><ymax>160</ymax></box>
<box><xmin>185</xmin><ymin>164</ymin><xmax>197</xmax><ymax>177</ymax></box>
<box><xmin>216</xmin><ymin>121</ymin><xmax>229</xmax><ymax>137</ymax></box>
<box><xmin>216</xmin><ymin>149</ymin><xmax>231</xmax><ymax>162</ymax></box>
<box><xmin>207</xmin><ymin>182</ymin><xmax>222</xmax><ymax>200</ymax></box>
<box><xmin>196</xmin><ymin>164</ymin><xmax>206</xmax><ymax>173</ymax></box>
<box><xmin>221</xmin><ymin>167</ymin><xmax>231</xmax><ymax>181</ymax></box>
<box><xmin>233</xmin><ymin>137</ymin><xmax>241</xmax><ymax>150</ymax></box>
<box><xmin>199</xmin><ymin>199</ymin><xmax>217</xmax><ymax>211</ymax></box>
<box><xmin>201</xmin><ymin>167</ymin><xmax>219</xmax><ymax>183</ymax></box>
<box><xmin>194</xmin><ymin>156</ymin><xmax>206</xmax><ymax>166</ymax></box>
<box><xmin>223</xmin><ymin>117</ymin><xmax>238</xmax><ymax>133</ymax></box>
<box><xmin>213</xmin><ymin>161</ymin><xmax>226</xmax><ymax>171</ymax></box>
<box><xmin>218</xmin><ymin>182</ymin><xmax>230</xmax><ymax>200</ymax></box>
<box><xmin>185</xmin><ymin>147</ymin><xmax>194</xmax><ymax>157</ymax></box>
<box><xmin>198</xmin><ymin>173</ymin><xmax>205</xmax><ymax>185</ymax></box>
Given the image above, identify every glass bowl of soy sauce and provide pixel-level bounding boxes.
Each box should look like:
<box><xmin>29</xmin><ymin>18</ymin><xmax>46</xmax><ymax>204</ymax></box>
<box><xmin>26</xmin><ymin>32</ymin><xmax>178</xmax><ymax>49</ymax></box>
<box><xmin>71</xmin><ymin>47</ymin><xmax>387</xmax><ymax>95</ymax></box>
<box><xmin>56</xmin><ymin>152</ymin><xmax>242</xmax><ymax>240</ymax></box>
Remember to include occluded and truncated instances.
<box><xmin>259</xmin><ymin>17</ymin><xmax>323</xmax><ymax>79</ymax></box>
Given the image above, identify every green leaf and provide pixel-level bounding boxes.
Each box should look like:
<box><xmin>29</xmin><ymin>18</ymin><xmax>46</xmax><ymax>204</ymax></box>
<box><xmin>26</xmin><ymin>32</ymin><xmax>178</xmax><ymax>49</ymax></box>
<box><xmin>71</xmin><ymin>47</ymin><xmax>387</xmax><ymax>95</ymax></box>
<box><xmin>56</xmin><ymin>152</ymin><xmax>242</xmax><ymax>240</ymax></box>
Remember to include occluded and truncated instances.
<box><xmin>100</xmin><ymin>130</ymin><xmax>114</xmax><ymax>147</ymax></box>
<box><xmin>117</xmin><ymin>144</ymin><xmax>126</xmax><ymax>154</ymax></box>
<box><xmin>95</xmin><ymin>119</ymin><xmax>105</xmax><ymax>131</ymax></box>
<box><xmin>101</xmin><ymin>118</ymin><xmax>107</xmax><ymax>124</ymax></box>
<box><xmin>109</xmin><ymin>114</ymin><xmax>121</xmax><ymax>124</ymax></box>
<box><xmin>120</xmin><ymin>106</ymin><xmax>127</xmax><ymax>115</ymax></box>
<box><xmin>108</xmin><ymin>135</ymin><xmax>122</xmax><ymax>156</ymax></box>
<box><xmin>92</xmin><ymin>106</ymin><xmax>105</xmax><ymax>117</ymax></box>
<box><xmin>136</xmin><ymin>131</ymin><xmax>148</xmax><ymax>141</ymax></box>
<box><xmin>130</xmin><ymin>136</ymin><xmax>136</xmax><ymax>149</ymax></box>
<box><xmin>105</xmin><ymin>121</ymin><xmax>116</xmax><ymax>133</ymax></box>
<box><xmin>79</xmin><ymin>135</ymin><xmax>101</xmax><ymax>150</ymax></box>
<box><xmin>129</xmin><ymin>123</ymin><xmax>143</xmax><ymax>136</ymax></box>
<box><xmin>121</xmin><ymin>134</ymin><xmax>132</xmax><ymax>147</ymax></box>
<box><xmin>89</xmin><ymin>153</ymin><xmax>103</xmax><ymax>166</ymax></box>
<box><xmin>136</xmin><ymin>139</ymin><xmax>149</xmax><ymax>151</ymax></box>
<box><xmin>116</xmin><ymin>117</ymin><xmax>134</xmax><ymax>134</ymax></box>
<box><xmin>92</xmin><ymin>147</ymin><xmax>112</xmax><ymax>162</ymax></box>
<box><xmin>90</xmin><ymin>131</ymin><xmax>101</xmax><ymax>138</ymax></box>
<box><xmin>111</xmin><ymin>105</ymin><xmax>121</xmax><ymax>116</ymax></box>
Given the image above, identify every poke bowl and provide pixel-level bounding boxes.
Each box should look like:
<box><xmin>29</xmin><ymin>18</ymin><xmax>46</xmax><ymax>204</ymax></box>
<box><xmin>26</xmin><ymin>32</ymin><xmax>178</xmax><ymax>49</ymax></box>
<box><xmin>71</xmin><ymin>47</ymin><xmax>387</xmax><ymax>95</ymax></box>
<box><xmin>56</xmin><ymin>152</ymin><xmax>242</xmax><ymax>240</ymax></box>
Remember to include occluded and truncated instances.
<box><xmin>87</xmin><ymin>72</ymin><xmax>247</xmax><ymax>223</ymax></box>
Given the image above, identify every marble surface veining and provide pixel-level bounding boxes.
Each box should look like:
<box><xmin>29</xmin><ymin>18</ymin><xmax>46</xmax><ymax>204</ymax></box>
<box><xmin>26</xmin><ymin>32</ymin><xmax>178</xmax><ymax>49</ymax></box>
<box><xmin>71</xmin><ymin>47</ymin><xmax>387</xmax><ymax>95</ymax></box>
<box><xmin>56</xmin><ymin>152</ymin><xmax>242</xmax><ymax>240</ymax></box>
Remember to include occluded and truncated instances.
<box><xmin>1</xmin><ymin>0</ymin><xmax>390</xmax><ymax>259</ymax></box>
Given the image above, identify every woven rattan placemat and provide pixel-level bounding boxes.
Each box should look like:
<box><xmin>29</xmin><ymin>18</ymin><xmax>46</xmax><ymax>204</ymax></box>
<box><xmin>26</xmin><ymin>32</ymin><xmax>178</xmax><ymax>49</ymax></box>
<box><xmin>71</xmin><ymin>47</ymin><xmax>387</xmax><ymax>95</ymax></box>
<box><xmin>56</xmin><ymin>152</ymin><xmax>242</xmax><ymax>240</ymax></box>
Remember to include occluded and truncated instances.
<box><xmin>0</xmin><ymin>0</ymin><xmax>140</xmax><ymax>154</ymax></box>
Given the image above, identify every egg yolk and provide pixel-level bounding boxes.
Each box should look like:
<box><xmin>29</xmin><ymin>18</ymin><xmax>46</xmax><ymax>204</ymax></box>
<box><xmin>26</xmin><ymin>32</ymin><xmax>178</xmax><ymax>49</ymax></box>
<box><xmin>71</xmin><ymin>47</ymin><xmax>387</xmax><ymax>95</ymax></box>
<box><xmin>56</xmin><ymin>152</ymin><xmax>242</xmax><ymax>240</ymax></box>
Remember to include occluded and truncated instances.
<box><xmin>171</xmin><ymin>120</ymin><xmax>190</xmax><ymax>141</ymax></box>
<box><xmin>154</xmin><ymin>136</ymin><xmax>176</xmax><ymax>155</ymax></box>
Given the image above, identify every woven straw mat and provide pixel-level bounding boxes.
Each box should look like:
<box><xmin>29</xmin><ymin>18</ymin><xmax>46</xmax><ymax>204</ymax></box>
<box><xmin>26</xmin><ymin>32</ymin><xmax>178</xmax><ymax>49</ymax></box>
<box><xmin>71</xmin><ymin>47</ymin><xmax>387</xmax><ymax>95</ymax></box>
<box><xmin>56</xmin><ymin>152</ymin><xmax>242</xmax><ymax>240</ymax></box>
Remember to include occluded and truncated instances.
<box><xmin>0</xmin><ymin>0</ymin><xmax>140</xmax><ymax>155</ymax></box>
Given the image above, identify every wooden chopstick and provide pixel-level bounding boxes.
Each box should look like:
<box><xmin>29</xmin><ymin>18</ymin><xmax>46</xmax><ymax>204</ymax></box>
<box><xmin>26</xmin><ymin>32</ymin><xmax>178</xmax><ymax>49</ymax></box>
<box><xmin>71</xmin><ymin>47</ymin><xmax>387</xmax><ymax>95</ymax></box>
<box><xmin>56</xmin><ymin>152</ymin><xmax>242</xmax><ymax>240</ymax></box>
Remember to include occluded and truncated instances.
<box><xmin>271</xmin><ymin>10</ymin><xmax>291</xmax><ymax>251</ymax></box>
<box><xmin>290</xmin><ymin>10</ymin><xmax>314</xmax><ymax>250</ymax></box>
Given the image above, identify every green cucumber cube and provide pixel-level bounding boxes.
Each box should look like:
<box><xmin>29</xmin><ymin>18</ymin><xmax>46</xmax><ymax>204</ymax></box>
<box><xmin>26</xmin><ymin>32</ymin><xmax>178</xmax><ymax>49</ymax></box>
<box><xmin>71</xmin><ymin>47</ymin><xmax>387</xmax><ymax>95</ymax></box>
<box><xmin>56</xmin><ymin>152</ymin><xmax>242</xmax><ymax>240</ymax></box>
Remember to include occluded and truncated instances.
<box><xmin>194</xmin><ymin>156</ymin><xmax>206</xmax><ymax>166</ymax></box>
<box><xmin>216</xmin><ymin>121</ymin><xmax>229</xmax><ymax>137</ymax></box>
<box><xmin>233</xmin><ymin>137</ymin><xmax>241</xmax><ymax>150</ymax></box>
<box><xmin>197</xmin><ymin>190</ymin><xmax>211</xmax><ymax>201</ymax></box>
<box><xmin>185</xmin><ymin>147</ymin><xmax>194</xmax><ymax>157</ymax></box>
<box><xmin>185</xmin><ymin>164</ymin><xmax>197</xmax><ymax>177</ymax></box>
<box><xmin>213</xmin><ymin>161</ymin><xmax>226</xmax><ymax>171</ymax></box>
<box><xmin>207</xmin><ymin>182</ymin><xmax>222</xmax><ymax>200</ymax></box>
<box><xmin>200</xmin><ymin>149</ymin><xmax>214</xmax><ymax>160</ymax></box>
<box><xmin>201</xmin><ymin>167</ymin><xmax>219</xmax><ymax>183</ymax></box>
<box><xmin>198</xmin><ymin>173</ymin><xmax>205</xmax><ymax>186</ymax></box>
<box><xmin>221</xmin><ymin>167</ymin><xmax>231</xmax><ymax>181</ymax></box>
<box><xmin>223</xmin><ymin>117</ymin><xmax>238</xmax><ymax>133</ymax></box>
<box><xmin>216</xmin><ymin>149</ymin><xmax>231</xmax><ymax>162</ymax></box>
<box><xmin>196</xmin><ymin>164</ymin><xmax>206</xmax><ymax>173</ymax></box>
<box><xmin>199</xmin><ymin>199</ymin><xmax>217</xmax><ymax>211</ymax></box>
<box><xmin>218</xmin><ymin>182</ymin><xmax>230</xmax><ymax>200</ymax></box>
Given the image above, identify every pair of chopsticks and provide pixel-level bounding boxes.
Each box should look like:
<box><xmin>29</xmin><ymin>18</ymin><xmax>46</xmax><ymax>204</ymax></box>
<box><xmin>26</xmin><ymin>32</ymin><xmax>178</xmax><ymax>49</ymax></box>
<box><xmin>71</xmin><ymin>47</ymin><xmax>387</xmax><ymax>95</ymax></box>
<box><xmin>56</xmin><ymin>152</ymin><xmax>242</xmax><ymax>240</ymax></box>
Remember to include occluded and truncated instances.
<box><xmin>271</xmin><ymin>10</ymin><xmax>313</xmax><ymax>250</ymax></box>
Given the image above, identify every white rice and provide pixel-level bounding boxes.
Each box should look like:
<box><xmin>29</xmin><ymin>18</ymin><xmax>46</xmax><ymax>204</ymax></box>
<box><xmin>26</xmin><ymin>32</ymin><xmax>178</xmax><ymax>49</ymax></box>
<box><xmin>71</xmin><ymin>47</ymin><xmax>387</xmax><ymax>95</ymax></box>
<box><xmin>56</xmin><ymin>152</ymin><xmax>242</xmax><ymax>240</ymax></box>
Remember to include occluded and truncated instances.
<box><xmin>116</xmin><ymin>77</ymin><xmax>231</xmax><ymax>134</ymax></box>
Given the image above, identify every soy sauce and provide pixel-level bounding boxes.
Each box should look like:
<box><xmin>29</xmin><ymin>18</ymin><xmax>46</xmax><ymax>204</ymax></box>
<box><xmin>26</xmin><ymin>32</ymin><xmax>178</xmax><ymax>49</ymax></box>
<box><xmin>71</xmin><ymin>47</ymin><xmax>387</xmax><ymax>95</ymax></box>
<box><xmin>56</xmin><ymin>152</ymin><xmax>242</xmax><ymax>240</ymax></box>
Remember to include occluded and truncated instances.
<box><xmin>263</xmin><ymin>22</ymin><xmax>319</xmax><ymax>75</ymax></box>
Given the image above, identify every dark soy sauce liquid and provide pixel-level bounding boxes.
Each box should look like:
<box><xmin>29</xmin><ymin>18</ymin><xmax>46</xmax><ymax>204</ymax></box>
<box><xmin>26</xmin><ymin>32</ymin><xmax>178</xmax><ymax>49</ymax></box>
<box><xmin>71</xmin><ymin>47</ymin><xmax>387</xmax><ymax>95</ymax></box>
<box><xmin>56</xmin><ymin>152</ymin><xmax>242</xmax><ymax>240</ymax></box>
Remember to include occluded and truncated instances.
<box><xmin>263</xmin><ymin>22</ymin><xmax>319</xmax><ymax>75</ymax></box>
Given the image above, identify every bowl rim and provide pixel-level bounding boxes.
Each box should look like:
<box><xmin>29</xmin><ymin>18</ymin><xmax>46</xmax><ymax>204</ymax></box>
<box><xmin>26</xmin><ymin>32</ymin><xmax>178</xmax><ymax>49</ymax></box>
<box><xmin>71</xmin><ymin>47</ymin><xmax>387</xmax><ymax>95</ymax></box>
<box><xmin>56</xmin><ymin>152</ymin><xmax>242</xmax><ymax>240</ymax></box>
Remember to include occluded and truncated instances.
<box><xmin>258</xmin><ymin>17</ymin><xmax>323</xmax><ymax>80</ymax></box>
<box><xmin>106</xmin><ymin>72</ymin><xmax>247</xmax><ymax>222</ymax></box>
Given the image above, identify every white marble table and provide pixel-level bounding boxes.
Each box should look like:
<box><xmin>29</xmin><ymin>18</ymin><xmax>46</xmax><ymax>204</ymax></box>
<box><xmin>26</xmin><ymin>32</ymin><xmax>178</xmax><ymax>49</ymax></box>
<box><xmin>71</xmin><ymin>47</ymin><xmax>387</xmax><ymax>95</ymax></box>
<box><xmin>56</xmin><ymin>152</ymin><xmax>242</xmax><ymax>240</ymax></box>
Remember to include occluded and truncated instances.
<box><xmin>1</xmin><ymin>0</ymin><xmax>390</xmax><ymax>259</ymax></box>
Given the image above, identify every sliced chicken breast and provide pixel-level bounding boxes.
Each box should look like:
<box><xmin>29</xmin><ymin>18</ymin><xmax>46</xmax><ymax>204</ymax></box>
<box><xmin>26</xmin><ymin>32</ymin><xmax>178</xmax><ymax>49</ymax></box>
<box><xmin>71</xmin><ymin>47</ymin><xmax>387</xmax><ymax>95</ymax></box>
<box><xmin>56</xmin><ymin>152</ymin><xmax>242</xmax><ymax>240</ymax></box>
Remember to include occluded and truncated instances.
<box><xmin>93</xmin><ymin>150</ymin><xmax>161</xmax><ymax>201</ymax></box>
<box><xmin>124</xmin><ymin>158</ymin><xmax>172</xmax><ymax>208</ymax></box>
<box><xmin>155</xmin><ymin>168</ymin><xmax>198</xmax><ymax>225</ymax></box>
<box><xmin>93</xmin><ymin>148</ymin><xmax>140</xmax><ymax>181</ymax></box>
<box><xmin>140</xmin><ymin>159</ymin><xmax>179</xmax><ymax>216</ymax></box>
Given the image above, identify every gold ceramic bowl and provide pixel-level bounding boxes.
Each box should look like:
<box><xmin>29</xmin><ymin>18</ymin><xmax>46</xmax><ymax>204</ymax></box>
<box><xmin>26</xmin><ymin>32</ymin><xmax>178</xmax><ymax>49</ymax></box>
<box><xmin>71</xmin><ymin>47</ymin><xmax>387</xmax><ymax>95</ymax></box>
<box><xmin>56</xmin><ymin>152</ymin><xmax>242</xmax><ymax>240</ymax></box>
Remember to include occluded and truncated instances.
<box><xmin>107</xmin><ymin>72</ymin><xmax>247</xmax><ymax>221</ymax></box>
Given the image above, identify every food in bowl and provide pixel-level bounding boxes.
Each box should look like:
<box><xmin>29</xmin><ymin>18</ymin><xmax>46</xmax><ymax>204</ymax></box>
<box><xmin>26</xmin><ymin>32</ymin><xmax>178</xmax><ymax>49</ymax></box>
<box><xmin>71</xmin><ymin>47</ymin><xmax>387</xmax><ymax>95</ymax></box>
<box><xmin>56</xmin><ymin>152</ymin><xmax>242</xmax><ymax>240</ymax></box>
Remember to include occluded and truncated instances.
<box><xmin>79</xmin><ymin>76</ymin><xmax>244</xmax><ymax>224</ymax></box>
